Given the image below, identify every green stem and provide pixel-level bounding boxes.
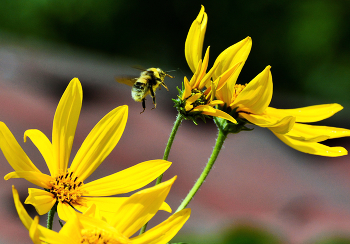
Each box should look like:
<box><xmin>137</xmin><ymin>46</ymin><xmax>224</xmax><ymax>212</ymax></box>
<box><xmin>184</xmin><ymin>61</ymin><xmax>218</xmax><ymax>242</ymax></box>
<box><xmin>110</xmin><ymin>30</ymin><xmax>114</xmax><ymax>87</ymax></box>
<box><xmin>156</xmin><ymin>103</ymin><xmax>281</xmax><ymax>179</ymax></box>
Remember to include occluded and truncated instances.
<box><xmin>156</xmin><ymin>113</ymin><xmax>184</xmax><ymax>184</ymax></box>
<box><xmin>139</xmin><ymin>113</ymin><xmax>184</xmax><ymax>235</ymax></box>
<box><xmin>176</xmin><ymin>126</ymin><xmax>228</xmax><ymax>212</ymax></box>
<box><xmin>46</xmin><ymin>206</ymin><xmax>56</xmax><ymax>230</ymax></box>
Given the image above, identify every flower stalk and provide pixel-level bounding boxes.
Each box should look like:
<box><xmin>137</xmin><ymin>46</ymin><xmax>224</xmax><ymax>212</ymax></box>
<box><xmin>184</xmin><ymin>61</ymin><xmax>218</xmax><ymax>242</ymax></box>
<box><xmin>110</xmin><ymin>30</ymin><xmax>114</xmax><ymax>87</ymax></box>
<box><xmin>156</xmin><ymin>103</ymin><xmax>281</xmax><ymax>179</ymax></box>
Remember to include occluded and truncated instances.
<box><xmin>46</xmin><ymin>206</ymin><xmax>56</xmax><ymax>230</ymax></box>
<box><xmin>176</xmin><ymin>121</ymin><xmax>228</xmax><ymax>212</ymax></box>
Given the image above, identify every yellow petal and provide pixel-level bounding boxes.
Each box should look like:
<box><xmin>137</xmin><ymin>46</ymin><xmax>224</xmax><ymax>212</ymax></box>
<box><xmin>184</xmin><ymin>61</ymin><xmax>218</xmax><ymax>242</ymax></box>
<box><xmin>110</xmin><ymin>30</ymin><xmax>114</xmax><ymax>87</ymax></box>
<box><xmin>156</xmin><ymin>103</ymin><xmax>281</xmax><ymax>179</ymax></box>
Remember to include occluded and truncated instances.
<box><xmin>110</xmin><ymin>177</ymin><xmax>177</xmax><ymax>238</ymax></box>
<box><xmin>29</xmin><ymin>216</ymin><xmax>41</xmax><ymax>244</ymax></box>
<box><xmin>13</xmin><ymin>186</ymin><xmax>71</xmax><ymax>243</ymax></box>
<box><xmin>131</xmin><ymin>209</ymin><xmax>191</xmax><ymax>244</ymax></box>
<box><xmin>272</xmin><ymin>131</ymin><xmax>348</xmax><ymax>157</ymax></box>
<box><xmin>24</xmin><ymin>129</ymin><xmax>55</xmax><ymax>176</ymax></box>
<box><xmin>25</xmin><ymin>188</ymin><xmax>56</xmax><ymax>215</ymax></box>
<box><xmin>52</xmin><ymin>78</ymin><xmax>82</xmax><ymax>176</ymax></box>
<box><xmin>185</xmin><ymin>5</ymin><xmax>207</xmax><ymax>73</ymax></box>
<box><xmin>0</xmin><ymin>122</ymin><xmax>40</xmax><ymax>173</ymax></box>
<box><xmin>58</xmin><ymin>213</ymin><xmax>83</xmax><ymax>243</ymax></box>
<box><xmin>12</xmin><ymin>185</ymin><xmax>33</xmax><ymax>230</ymax></box>
<box><xmin>212</xmin><ymin>36</ymin><xmax>252</xmax><ymax>84</ymax></box>
<box><xmin>76</xmin><ymin>197</ymin><xmax>172</xmax><ymax>224</ymax></box>
<box><xmin>232</xmin><ymin>66</ymin><xmax>272</xmax><ymax>114</ymax></box>
<box><xmin>239</xmin><ymin>113</ymin><xmax>295</xmax><ymax>134</ymax></box>
<box><xmin>194</xmin><ymin>46</ymin><xmax>210</xmax><ymax>89</ymax></box>
<box><xmin>4</xmin><ymin>171</ymin><xmax>53</xmax><ymax>189</ymax></box>
<box><xmin>208</xmin><ymin>100</ymin><xmax>224</xmax><ymax>106</ymax></box>
<box><xmin>192</xmin><ymin>105</ymin><xmax>237</xmax><ymax>124</ymax></box>
<box><xmin>265</xmin><ymin>104</ymin><xmax>343</xmax><ymax>123</ymax></box>
<box><xmin>82</xmin><ymin>159</ymin><xmax>171</xmax><ymax>196</ymax></box>
<box><xmin>216</xmin><ymin>82</ymin><xmax>232</xmax><ymax>106</ymax></box>
<box><xmin>181</xmin><ymin>76</ymin><xmax>192</xmax><ymax>100</ymax></box>
<box><xmin>189</xmin><ymin>59</ymin><xmax>202</xmax><ymax>87</ymax></box>
<box><xmin>57</xmin><ymin>201</ymin><xmax>77</xmax><ymax>221</ymax></box>
<box><xmin>70</xmin><ymin>105</ymin><xmax>128</xmax><ymax>181</ymax></box>
<box><xmin>286</xmin><ymin>123</ymin><xmax>350</xmax><ymax>142</ymax></box>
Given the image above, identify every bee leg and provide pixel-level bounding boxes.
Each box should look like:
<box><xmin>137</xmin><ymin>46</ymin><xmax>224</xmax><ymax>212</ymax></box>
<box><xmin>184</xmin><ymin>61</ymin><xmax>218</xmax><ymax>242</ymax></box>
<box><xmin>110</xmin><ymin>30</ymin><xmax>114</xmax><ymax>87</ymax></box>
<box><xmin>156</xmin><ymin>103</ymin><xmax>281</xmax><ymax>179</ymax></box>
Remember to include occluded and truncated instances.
<box><xmin>140</xmin><ymin>99</ymin><xmax>146</xmax><ymax>114</ymax></box>
<box><xmin>161</xmin><ymin>82</ymin><xmax>169</xmax><ymax>91</ymax></box>
<box><xmin>150</xmin><ymin>87</ymin><xmax>157</xmax><ymax>110</ymax></box>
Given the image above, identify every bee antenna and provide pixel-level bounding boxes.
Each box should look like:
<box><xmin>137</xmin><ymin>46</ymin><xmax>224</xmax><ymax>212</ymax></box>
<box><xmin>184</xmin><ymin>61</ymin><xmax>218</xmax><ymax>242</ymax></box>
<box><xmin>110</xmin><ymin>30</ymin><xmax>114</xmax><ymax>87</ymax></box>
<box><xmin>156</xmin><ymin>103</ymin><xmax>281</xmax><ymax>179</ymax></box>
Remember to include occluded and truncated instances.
<box><xmin>164</xmin><ymin>69</ymin><xmax>177</xmax><ymax>73</ymax></box>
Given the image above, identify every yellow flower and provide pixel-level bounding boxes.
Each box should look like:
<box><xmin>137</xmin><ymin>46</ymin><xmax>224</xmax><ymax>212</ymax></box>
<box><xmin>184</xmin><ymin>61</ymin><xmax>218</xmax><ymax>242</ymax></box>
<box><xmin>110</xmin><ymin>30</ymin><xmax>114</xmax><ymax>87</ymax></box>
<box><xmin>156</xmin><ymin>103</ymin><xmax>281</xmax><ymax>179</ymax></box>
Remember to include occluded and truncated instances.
<box><xmin>216</xmin><ymin>65</ymin><xmax>350</xmax><ymax>156</ymax></box>
<box><xmin>0</xmin><ymin>78</ymin><xmax>172</xmax><ymax>220</ymax></box>
<box><xmin>12</xmin><ymin>178</ymin><xmax>191</xmax><ymax>244</ymax></box>
<box><xmin>176</xmin><ymin>5</ymin><xmax>252</xmax><ymax>124</ymax></box>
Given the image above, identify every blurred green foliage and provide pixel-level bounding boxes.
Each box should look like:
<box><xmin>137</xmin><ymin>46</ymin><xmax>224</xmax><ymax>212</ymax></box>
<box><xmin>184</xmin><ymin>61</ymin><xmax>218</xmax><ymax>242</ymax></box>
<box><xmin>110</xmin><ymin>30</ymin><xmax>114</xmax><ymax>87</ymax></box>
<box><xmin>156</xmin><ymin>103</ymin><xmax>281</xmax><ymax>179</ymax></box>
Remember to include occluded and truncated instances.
<box><xmin>1</xmin><ymin>0</ymin><xmax>350</xmax><ymax>107</ymax></box>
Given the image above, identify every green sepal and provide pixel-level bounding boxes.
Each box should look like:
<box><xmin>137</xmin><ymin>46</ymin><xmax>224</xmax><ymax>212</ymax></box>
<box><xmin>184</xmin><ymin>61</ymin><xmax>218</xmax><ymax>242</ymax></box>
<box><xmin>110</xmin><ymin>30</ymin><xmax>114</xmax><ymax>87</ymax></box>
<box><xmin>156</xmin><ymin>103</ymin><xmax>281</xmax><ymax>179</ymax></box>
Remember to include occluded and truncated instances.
<box><xmin>214</xmin><ymin>106</ymin><xmax>254</xmax><ymax>134</ymax></box>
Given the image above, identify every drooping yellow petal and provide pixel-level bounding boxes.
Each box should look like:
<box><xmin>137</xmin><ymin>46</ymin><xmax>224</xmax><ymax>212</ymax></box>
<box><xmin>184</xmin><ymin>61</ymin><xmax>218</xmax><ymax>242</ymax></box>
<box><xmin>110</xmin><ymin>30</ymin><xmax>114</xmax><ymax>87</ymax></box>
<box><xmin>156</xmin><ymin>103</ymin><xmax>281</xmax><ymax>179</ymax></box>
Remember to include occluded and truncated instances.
<box><xmin>239</xmin><ymin>113</ymin><xmax>295</xmax><ymax>134</ymax></box>
<box><xmin>52</xmin><ymin>78</ymin><xmax>82</xmax><ymax>176</ymax></box>
<box><xmin>131</xmin><ymin>209</ymin><xmax>191</xmax><ymax>244</ymax></box>
<box><xmin>70</xmin><ymin>105</ymin><xmax>128</xmax><ymax>181</ymax></box>
<box><xmin>0</xmin><ymin>122</ymin><xmax>40</xmax><ymax>173</ymax></box>
<box><xmin>192</xmin><ymin>105</ymin><xmax>237</xmax><ymax>124</ymax></box>
<box><xmin>57</xmin><ymin>201</ymin><xmax>77</xmax><ymax>221</ymax></box>
<box><xmin>24</xmin><ymin>129</ymin><xmax>55</xmax><ymax>176</ymax></box>
<box><xmin>110</xmin><ymin>177</ymin><xmax>176</xmax><ymax>238</ymax></box>
<box><xmin>185</xmin><ymin>5</ymin><xmax>207</xmax><ymax>73</ymax></box>
<box><xmin>29</xmin><ymin>216</ymin><xmax>41</xmax><ymax>244</ymax></box>
<box><xmin>212</xmin><ymin>36</ymin><xmax>252</xmax><ymax>86</ymax></box>
<box><xmin>12</xmin><ymin>186</ymin><xmax>71</xmax><ymax>244</ymax></box>
<box><xmin>25</xmin><ymin>188</ymin><xmax>56</xmax><ymax>215</ymax></box>
<box><xmin>181</xmin><ymin>76</ymin><xmax>192</xmax><ymax>100</ymax></box>
<box><xmin>12</xmin><ymin>185</ymin><xmax>33</xmax><ymax>229</ymax></box>
<box><xmin>265</xmin><ymin>104</ymin><xmax>343</xmax><ymax>123</ymax></box>
<box><xmin>82</xmin><ymin>160</ymin><xmax>171</xmax><ymax>196</ymax></box>
<box><xmin>232</xmin><ymin>66</ymin><xmax>272</xmax><ymax>114</ymax></box>
<box><xmin>272</xmin><ymin>131</ymin><xmax>348</xmax><ymax>157</ymax></box>
<box><xmin>189</xmin><ymin>59</ymin><xmax>202</xmax><ymax>87</ymax></box>
<box><xmin>4</xmin><ymin>171</ymin><xmax>53</xmax><ymax>189</ymax></box>
<box><xmin>286</xmin><ymin>123</ymin><xmax>350</xmax><ymax>142</ymax></box>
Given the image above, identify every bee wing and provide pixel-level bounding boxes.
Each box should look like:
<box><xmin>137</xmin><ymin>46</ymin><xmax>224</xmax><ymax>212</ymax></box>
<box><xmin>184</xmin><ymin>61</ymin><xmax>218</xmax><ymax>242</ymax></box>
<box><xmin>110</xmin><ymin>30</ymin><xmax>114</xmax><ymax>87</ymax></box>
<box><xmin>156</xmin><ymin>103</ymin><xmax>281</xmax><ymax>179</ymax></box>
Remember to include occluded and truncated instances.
<box><xmin>115</xmin><ymin>77</ymin><xmax>137</xmax><ymax>87</ymax></box>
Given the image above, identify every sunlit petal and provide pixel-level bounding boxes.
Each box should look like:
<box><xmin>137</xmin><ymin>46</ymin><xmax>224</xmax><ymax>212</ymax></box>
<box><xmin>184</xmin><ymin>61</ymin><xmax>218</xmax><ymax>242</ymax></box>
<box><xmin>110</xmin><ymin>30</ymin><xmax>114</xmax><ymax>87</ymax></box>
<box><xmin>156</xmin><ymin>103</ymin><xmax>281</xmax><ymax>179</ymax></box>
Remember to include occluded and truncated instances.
<box><xmin>12</xmin><ymin>186</ymin><xmax>33</xmax><ymax>229</ymax></box>
<box><xmin>272</xmin><ymin>131</ymin><xmax>348</xmax><ymax>157</ymax></box>
<box><xmin>29</xmin><ymin>216</ymin><xmax>41</xmax><ymax>244</ymax></box>
<box><xmin>240</xmin><ymin>113</ymin><xmax>295</xmax><ymax>134</ymax></box>
<box><xmin>232</xmin><ymin>66</ymin><xmax>272</xmax><ymax>114</ymax></box>
<box><xmin>58</xmin><ymin>213</ymin><xmax>82</xmax><ymax>243</ymax></box>
<box><xmin>25</xmin><ymin>188</ymin><xmax>56</xmax><ymax>215</ymax></box>
<box><xmin>192</xmin><ymin>105</ymin><xmax>237</xmax><ymax>124</ymax></box>
<box><xmin>110</xmin><ymin>177</ymin><xmax>176</xmax><ymax>238</ymax></box>
<box><xmin>266</xmin><ymin>104</ymin><xmax>343</xmax><ymax>123</ymax></box>
<box><xmin>82</xmin><ymin>160</ymin><xmax>171</xmax><ymax>196</ymax></box>
<box><xmin>52</xmin><ymin>78</ymin><xmax>82</xmax><ymax>175</ymax></box>
<box><xmin>24</xmin><ymin>129</ymin><xmax>55</xmax><ymax>176</ymax></box>
<box><xmin>287</xmin><ymin>123</ymin><xmax>350</xmax><ymax>142</ymax></box>
<box><xmin>57</xmin><ymin>201</ymin><xmax>77</xmax><ymax>221</ymax></box>
<box><xmin>212</xmin><ymin>37</ymin><xmax>252</xmax><ymax>81</ymax></box>
<box><xmin>185</xmin><ymin>5</ymin><xmax>207</xmax><ymax>73</ymax></box>
<box><xmin>4</xmin><ymin>171</ymin><xmax>53</xmax><ymax>189</ymax></box>
<box><xmin>0</xmin><ymin>122</ymin><xmax>40</xmax><ymax>173</ymax></box>
<box><xmin>194</xmin><ymin>46</ymin><xmax>210</xmax><ymax>89</ymax></box>
<box><xmin>181</xmin><ymin>76</ymin><xmax>192</xmax><ymax>100</ymax></box>
<box><xmin>70</xmin><ymin>105</ymin><xmax>128</xmax><ymax>181</ymax></box>
<box><xmin>132</xmin><ymin>209</ymin><xmax>191</xmax><ymax>244</ymax></box>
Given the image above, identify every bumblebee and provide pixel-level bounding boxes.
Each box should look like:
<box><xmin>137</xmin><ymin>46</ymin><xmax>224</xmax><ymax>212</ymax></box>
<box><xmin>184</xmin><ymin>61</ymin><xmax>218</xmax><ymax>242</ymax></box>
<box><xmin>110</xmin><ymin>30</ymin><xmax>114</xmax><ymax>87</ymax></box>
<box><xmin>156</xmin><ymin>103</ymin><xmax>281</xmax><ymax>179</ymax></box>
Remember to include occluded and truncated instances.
<box><xmin>116</xmin><ymin>68</ymin><xmax>174</xmax><ymax>113</ymax></box>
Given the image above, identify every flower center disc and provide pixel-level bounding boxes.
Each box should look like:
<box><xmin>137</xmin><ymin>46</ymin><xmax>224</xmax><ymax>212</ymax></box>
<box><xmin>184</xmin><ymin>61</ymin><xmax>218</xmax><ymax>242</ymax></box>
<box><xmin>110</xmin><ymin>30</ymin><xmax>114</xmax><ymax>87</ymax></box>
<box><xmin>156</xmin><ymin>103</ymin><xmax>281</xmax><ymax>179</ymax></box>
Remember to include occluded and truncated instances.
<box><xmin>49</xmin><ymin>172</ymin><xmax>85</xmax><ymax>204</ymax></box>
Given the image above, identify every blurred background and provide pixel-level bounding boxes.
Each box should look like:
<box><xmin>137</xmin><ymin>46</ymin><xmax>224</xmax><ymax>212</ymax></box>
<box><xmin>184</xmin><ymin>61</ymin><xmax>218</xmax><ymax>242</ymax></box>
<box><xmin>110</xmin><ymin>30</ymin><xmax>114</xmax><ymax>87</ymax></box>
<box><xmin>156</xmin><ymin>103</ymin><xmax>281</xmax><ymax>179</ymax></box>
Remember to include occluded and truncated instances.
<box><xmin>1</xmin><ymin>0</ymin><xmax>350</xmax><ymax>243</ymax></box>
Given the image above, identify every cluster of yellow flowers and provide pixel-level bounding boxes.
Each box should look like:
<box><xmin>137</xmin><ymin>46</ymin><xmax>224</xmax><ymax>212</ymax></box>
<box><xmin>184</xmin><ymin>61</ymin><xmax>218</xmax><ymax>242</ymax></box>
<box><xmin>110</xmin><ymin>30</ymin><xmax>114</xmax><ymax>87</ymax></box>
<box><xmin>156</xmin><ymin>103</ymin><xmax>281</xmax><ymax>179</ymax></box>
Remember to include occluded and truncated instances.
<box><xmin>0</xmin><ymin>5</ymin><xmax>349</xmax><ymax>244</ymax></box>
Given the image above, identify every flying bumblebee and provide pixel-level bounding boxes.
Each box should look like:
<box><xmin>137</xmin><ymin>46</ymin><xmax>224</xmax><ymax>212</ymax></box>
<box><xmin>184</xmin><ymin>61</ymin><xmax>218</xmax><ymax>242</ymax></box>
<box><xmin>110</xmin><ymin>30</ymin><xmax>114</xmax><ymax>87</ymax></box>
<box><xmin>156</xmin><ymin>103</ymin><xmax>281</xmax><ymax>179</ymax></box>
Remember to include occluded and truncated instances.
<box><xmin>116</xmin><ymin>68</ymin><xmax>174</xmax><ymax>113</ymax></box>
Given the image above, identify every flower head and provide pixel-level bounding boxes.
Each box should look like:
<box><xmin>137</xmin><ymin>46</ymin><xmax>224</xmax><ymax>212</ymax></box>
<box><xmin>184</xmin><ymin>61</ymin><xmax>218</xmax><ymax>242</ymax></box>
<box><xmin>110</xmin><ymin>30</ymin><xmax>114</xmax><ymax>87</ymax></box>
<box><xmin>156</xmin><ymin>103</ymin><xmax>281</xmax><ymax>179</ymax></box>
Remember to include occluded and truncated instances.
<box><xmin>0</xmin><ymin>78</ymin><xmax>172</xmax><ymax>220</ymax></box>
<box><xmin>215</xmin><ymin>64</ymin><xmax>350</xmax><ymax>156</ymax></box>
<box><xmin>12</xmin><ymin>178</ymin><xmax>190</xmax><ymax>244</ymax></box>
<box><xmin>174</xmin><ymin>5</ymin><xmax>252</xmax><ymax>125</ymax></box>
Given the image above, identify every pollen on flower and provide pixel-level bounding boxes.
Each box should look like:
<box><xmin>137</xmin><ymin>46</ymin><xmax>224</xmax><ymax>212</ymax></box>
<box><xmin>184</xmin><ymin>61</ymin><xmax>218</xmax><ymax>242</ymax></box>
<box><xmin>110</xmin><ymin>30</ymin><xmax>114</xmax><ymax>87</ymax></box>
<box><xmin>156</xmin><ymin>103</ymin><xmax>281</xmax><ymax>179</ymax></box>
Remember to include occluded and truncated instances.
<box><xmin>185</xmin><ymin>89</ymin><xmax>208</xmax><ymax>111</ymax></box>
<box><xmin>49</xmin><ymin>171</ymin><xmax>86</xmax><ymax>205</ymax></box>
<box><xmin>80</xmin><ymin>228</ymin><xmax>129</xmax><ymax>244</ymax></box>
<box><xmin>232</xmin><ymin>84</ymin><xmax>247</xmax><ymax>100</ymax></box>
